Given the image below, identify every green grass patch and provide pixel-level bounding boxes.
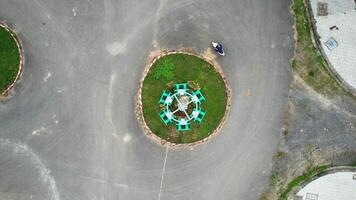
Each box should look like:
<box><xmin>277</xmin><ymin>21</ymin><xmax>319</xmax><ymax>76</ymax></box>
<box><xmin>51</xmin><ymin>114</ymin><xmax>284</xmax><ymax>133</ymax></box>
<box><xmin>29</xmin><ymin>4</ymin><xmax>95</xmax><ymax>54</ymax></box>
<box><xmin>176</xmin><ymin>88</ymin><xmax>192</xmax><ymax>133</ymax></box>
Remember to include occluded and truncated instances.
<box><xmin>279</xmin><ymin>165</ymin><xmax>329</xmax><ymax>200</ymax></box>
<box><xmin>292</xmin><ymin>0</ymin><xmax>343</xmax><ymax>95</ymax></box>
<box><xmin>351</xmin><ymin>161</ymin><xmax>356</xmax><ymax>167</ymax></box>
<box><xmin>0</xmin><ymin>26</ymin><xmax>20</xmax><ymax>94</ymax></box>
<box><xmin>141</xmin><ymin>53</ymin><xmax>227</xmax><ymax>144</ymax></box>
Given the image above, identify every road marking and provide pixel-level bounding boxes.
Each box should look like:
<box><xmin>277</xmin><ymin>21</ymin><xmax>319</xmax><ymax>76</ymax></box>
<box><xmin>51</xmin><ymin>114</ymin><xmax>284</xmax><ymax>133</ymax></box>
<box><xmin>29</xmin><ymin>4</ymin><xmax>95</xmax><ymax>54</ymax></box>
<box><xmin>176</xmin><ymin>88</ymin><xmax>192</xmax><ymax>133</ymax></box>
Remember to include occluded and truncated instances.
<box><xmin>32</xmin><ymin>127</ymin><xmax>46</xmax><ymax>135</ymax></box>
<box><xmin>72</xmin><ymin>8</ymin><xmax>77</xmax><ymax>16</ymax></box>
<box><xmin>152</xmin><ymin>0</ymin><xmax>167</xmax><ymax>48</ymax></box>
<box><xmin>105</xmin><ymin>73</ymin><xmax>118</xmax><ymax>139</ymax></box>
<box><xmin>106</xmin><ymin>41</ymin><xmax>127</xmax><ymax>56</ymax></box>
<box><xmin>81</xmin><ymin>175</ymin><xmax>128</xmax><ymax>188</ymax></box>
<box><xmin>57</xmin><ymin>87</ymin><xmax>67</xmax><ymax>93</ymax></box>
<box><xmin>157</xmin><ymin>146</ymin><xmax>169</xmax><ymax>200</ymax></box>
<box><xmin>245</xmin><ymin>89</ymin><xmax>252</xmax><ymax>96</ymax></box>
<box><xmin>44</xmin><ymin>72</ymin><xmax>51</xmax><ymax>82</ymax></box>
<box><xmin>123</xmin><ymin>133</ymin><xmax>131</xmax><ymax>143</ymax></box>
<box><xmin>0</xmin><ymin>139</ymin><xmax>60</xmax><ymax>200</ymax></box>
<box><xmin>52</xmin><ymin>115</ymin><xmax>59</xmax><ymax>124</ymax></box>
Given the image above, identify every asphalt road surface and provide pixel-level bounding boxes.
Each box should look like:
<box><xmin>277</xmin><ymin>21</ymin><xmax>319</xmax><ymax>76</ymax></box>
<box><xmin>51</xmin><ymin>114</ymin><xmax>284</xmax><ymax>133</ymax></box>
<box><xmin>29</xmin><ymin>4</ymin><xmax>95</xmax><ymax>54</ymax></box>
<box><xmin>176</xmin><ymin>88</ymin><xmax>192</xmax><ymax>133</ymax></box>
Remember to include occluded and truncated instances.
<box><xmin>0</xmin><ymin>0</ymin><xmax>293</xmax><ymax>199</ymax></box>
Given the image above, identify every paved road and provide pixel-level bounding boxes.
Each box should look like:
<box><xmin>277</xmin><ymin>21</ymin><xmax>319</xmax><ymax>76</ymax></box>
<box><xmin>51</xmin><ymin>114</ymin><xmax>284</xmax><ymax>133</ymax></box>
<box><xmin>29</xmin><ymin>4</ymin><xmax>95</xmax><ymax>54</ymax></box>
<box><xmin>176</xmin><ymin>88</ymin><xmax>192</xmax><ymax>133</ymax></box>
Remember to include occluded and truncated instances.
<box><xmin>0</xmin><ymin>0</ymin><xmax>293</xmax><ymax>199</ymax></box>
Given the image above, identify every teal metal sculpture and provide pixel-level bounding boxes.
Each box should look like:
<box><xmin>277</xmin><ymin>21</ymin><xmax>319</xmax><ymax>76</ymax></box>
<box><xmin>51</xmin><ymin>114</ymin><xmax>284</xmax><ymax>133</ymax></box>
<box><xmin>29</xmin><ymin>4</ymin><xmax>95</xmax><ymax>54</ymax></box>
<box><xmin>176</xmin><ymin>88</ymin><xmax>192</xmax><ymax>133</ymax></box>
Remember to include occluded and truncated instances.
<box><xmin>159</xmin><ymin>83</ymin><xmax>206</xmax><ymax>131</ymax></box>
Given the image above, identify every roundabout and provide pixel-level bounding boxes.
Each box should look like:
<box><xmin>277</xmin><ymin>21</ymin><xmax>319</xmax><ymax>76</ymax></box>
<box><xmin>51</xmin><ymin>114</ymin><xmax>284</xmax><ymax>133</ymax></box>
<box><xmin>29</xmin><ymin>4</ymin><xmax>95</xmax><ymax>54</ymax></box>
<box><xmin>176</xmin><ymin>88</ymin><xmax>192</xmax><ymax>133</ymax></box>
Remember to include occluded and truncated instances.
<box><xmin>137</xmin><ymin>51</ymin><xmax>231</xmax><ymax>146</ymax></box>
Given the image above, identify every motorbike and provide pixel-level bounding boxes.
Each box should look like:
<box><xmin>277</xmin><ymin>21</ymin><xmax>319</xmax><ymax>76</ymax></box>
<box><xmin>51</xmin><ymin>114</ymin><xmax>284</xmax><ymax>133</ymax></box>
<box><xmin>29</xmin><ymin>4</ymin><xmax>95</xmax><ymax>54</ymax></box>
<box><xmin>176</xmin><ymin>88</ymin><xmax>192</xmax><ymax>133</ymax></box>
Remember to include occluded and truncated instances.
<box><xmin>211</xmin><ymin>42</ymin><xmax>225</xmax><ymax>56</ymax></box>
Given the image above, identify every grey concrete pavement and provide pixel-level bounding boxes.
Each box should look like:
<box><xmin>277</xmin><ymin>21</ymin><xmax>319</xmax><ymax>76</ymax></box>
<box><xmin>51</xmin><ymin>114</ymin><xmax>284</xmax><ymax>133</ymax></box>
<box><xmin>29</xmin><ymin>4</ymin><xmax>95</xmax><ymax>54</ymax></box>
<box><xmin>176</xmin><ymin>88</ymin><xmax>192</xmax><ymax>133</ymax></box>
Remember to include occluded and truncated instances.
<box><xmin>0</xmin><ymin>0</ymin><xmax>293</xmax><ymax>199</ymax></box>
<box><xmin>310</xmin><ymin>0</ymin><xmax>356</xmax><ymax>90</ymax></box>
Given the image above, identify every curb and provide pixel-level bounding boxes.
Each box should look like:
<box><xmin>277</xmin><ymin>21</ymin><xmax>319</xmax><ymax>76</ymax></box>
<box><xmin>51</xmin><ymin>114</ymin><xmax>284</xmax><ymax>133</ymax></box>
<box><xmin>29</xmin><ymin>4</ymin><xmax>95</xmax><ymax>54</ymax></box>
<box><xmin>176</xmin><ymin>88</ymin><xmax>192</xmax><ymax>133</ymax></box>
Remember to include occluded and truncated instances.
<box><xmin>288</xmin><ymin>165</ymin><xmax>356</xmax><ymax>199</ymax></box>
<box><xmin>135</xmin><ymin>48</ymin><xmax>232</xmax><ymax>150</ymax></box>
<box><xmin>304</xmin><ymin>0</ymin><xmax>356</xmax><ymax>96</ymax></box>
<box><xmin>0</xmin><ymin>21</ymin><xmax>24</xmax><ymax>98</ymax></box>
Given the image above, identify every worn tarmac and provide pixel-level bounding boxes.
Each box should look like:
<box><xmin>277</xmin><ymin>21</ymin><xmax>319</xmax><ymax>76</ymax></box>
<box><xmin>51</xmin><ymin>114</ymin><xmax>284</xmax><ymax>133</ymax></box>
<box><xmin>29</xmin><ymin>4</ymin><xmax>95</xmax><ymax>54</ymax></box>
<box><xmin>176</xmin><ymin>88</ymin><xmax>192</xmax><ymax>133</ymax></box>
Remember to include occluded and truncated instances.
<box><xmin>0</xmin><ymin>0</ymin><xmax>293</xmax><ymax>199</ymax></box>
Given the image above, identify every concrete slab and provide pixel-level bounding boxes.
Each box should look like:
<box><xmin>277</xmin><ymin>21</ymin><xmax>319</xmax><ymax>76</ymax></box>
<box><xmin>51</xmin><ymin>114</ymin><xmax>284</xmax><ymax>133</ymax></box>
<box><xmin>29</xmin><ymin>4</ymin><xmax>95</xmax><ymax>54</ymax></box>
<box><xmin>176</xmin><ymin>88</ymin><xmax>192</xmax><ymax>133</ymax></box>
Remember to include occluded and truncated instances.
<box><xmin>297</xmin><ymin>172</ymin><xmax>356</xmax><ymax>200</ymax></box>
<box><xmin>310</xmin><ymin>0</ymin><xmax>356</xmax><ymax>89</ymax></box>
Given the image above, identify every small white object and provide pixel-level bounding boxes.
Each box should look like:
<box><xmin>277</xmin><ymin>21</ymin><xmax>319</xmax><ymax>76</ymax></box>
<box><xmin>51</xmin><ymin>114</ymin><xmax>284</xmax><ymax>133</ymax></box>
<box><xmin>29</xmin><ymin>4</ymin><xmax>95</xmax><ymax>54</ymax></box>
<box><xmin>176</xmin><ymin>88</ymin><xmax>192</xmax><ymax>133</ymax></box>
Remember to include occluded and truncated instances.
<box><xmin>166</xmin><ymin>111</ymin><xmax>173</xmax><ymax>119</ymax></box>
<box><xmin>179</xmin><ymin>119</ymin><xmax>187</xmax><ymax>125</ymax></box>
<box><xmin>165</xmin><ymin>96</ymin><xmax>173</xmax><ymax>104</ymax></box>
<box><xmin>192</xmin><ymin>110</ymin><xmax>199</xmax><ymax>118</ymax></box>
<box><xmin>212</xmin><ymin>42</ymin><xmax>218</xmax><ymax>48</ymax></box>
<box><xmin>178</xmin><ymin>102</ymin><xmax>187</xmax><ymax>111</ymax></box>
<box><xmin>178</xmin><ymin>89</ymin><xmax>185</xmax><ymax>95</ymax></box>
<box><xmin>72</xmin><ymin>8</ymin><xmax>77</xmax><ymax>16</ymax></box>
<box><xmin>123</xmin><ymin>134</ymin><xmax>131</xmax><ymax>143</ymax></box>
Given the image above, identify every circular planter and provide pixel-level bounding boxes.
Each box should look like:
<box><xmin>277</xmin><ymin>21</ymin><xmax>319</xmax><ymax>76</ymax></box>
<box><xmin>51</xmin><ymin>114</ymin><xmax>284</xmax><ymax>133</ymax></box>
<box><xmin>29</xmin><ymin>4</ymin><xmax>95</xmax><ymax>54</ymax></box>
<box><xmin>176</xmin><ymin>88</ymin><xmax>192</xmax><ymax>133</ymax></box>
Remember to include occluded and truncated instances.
<box><xmin>0</xmin><ymin>21</ymin><xmax>24</xmax><ymax>97</ymax></box>
<box><xmin>136</xmin><ymin>49</ymin><xmax>232</xmax><ymax>149</ymax></box>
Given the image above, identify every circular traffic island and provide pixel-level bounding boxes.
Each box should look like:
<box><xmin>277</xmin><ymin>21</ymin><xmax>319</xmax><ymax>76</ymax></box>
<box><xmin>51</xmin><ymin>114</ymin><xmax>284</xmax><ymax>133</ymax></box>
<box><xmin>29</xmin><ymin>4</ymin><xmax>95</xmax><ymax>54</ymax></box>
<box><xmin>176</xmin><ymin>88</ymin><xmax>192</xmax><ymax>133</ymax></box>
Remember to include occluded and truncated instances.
<box><xmin>0</xmin><ymin>22</ymin><xmax>23</xmax><ymax>97</ymax></box>
<box><xmin>138</xmin><ymin>51</ymin><xmax>231</xmax><ymax>147</ymax></box>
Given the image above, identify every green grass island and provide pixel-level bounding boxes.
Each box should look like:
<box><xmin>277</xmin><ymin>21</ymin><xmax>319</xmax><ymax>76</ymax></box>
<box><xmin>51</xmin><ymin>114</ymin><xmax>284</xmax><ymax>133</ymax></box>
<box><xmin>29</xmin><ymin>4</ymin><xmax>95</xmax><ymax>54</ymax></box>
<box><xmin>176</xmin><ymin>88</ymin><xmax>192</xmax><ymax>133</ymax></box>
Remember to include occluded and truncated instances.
<box><xmin>141</xmin><ymin>53</ymin><xmax>228</xmax><ymax>144</ymax></box>
<box><xmin>0</xmin><ymin>25</ymin><xmax>21</xmax><ymax>95</ymax></box>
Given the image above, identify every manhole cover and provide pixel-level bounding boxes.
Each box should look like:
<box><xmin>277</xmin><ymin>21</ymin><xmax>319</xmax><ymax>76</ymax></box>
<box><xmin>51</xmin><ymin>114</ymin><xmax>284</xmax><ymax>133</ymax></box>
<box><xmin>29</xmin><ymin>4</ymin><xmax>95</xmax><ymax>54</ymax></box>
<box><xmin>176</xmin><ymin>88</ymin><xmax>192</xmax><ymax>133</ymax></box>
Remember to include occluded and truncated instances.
<box><xmin>324</xmin><ymin>37</ymin><xmax>338</xmax><ymax>50</ymax></box>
